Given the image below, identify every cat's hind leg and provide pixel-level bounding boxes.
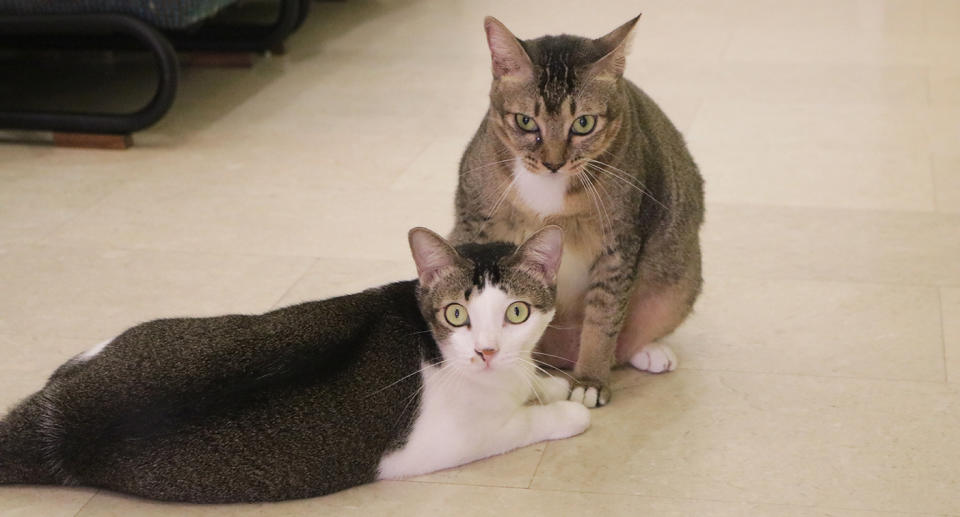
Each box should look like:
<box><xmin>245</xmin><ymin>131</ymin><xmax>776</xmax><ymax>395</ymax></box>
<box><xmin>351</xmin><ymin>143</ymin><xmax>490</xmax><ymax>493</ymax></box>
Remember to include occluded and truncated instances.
<box><xmin>615</xmin><ymin>277</ymin><xmax>699</xmax><ymax>373</ymax></box>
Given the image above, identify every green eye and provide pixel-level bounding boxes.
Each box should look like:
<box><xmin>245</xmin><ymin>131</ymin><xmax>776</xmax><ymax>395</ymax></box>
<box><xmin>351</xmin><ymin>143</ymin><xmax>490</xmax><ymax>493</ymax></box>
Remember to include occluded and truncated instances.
<box><xmin>515</xmin><ymin>113</ymin><xmax>539</xmax><ymax>132</ymax></box>
<box><xmin>571</xmin><ymin>115</ymin><xmax>596</xmax><ymax>135</ymax></box>
<box><xmin>505</xmin><ymin>301</ymin><xmax>530</xmax><ymax>324</ymax></box>
<box><xmin>444</xmin><ymin>303</ymin><xmax>469</xmax><ymax>327</ymax></box>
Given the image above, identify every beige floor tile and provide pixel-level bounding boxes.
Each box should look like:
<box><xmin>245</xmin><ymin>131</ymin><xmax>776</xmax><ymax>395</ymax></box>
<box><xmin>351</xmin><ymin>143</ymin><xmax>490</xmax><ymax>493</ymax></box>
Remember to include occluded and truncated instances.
<box><xmin>0</xmin><ymin>486</ymin><xmax>97</xmax><ymax>517</ymax></box>
<box><xmin>725</xmin><ymin>0</ymin><xmax>924</xmax><ymax>35</ymax></box>
<box><xmin>688</xmin><ymin>101</ymin><xmax>927</xmax><ymax>153</ymax></box>
<box><xmin>126</xmin><ymin>119</ymin><xmax>440</xmax><ymax>192</ymax></box>
<box><xmin>942</xmin><ymin>288</ymin><xmax>960</xmax><ymax>384</ymax></box>
<box><xmin>701</xmin><ymin>63</ymin><xmax>928</xmax><ymax>107</ymax></box>
<box><xmin>669</xmin><ymin>277</ymin><xmax>945</xmax><ymax>381</ymax></box>
<box><xmin>924</xmin><ymin>0</ymin><xmax>960</xmax><ymax>35</ymax></box>
<box><xmin>533</xmin><ymin>371</ymin><xmax>960</xmax><ymax>515</ymax></box>
<box><xmin>929</xmin><ymin>67</ymin><xmax>960</xmax><ymax>106</ymax></box>
<box><xmin>408</xmin><ymin>443</ymin><xmax>546</xmax><ymax>488</ymax></box>
<box><xmin>926</xmin><ymin>107</ymin><xmax>960</xmax><ymax>155</ymax></box>
<box><xmin>933</xmin><ymin>154</ymin><xmax>960</xmax><ymax>213</ymax></box>
<box><xmin>701</xmin><ymin>203</ymin><xmax>960</xmax><ymax>286</ymax></box>
<box><xmin>273</xmin><ymin>257</ymin><xmax>414</xmax><ymax>307</ymax></box>
<box><xmin>392</xmin><ymin>137</ymin><xmax>468</xmax><ymax>195</ymax></box>
<box><xmin>0</xmin><ymin>166</ymin><xmax>129</xmax><ymax>245</ymax></box>
<box><xmin>722</xmin><ymin>28</ymin><xmax>931</xmax><ymax>66</ymax></box>
<box><xmin>694</xmin><ymin>143</ymin><xmax>934</xmax><ymax>212</ymax></box>
<box><xmin>0</xmin><ymin>245</ymin><xmax>312</xmax><ymax>340</ymax></box>
<box><xmin>71</xmin><ymin>481</ymin><xmax>946</xmax><ymax>517</ymax></box>
<box><xmin>46</xmin><ymin>182</ymin><xmax>455</xmax><ymax>259</ymax></box>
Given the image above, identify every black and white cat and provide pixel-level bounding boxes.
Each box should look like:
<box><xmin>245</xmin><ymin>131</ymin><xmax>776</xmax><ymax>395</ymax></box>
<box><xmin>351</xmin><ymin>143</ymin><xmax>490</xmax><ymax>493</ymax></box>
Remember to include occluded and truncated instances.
<box><xmin>0</xmin><ymin>227</ymin><xmax>589</xmax><ymax>503</ymax></box>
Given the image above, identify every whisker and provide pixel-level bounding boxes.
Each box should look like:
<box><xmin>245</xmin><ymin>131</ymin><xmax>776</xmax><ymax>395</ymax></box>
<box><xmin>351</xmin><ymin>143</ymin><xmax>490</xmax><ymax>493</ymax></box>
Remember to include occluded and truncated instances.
<box><xmin>577</xmin><ymin>171</ymin><xmax>609</xmax><ymax>246</ymax></box>
<box><xmin>585</xmin><ymin>161</ymin><xmax>670</xmax><ymax>212</ymax></box>
<box><xmin>472</xmin><ymin>173</ymin><xmax>517</xmax><ymax>241</ymax></box>
<box><xmin>580</xmin><ymin>167</ymin><xmax>613</xmax><ymax>245</ymax></box>
<box><xmin>459</xmin><ymin>158</ymin><xmax>516</xmax><ymax>178</ymax></box>
<box><xmin>510</xmin><ymin>362</ymin><xmax>543</xmax><ymax>405</ymax></box>
<box><xmin>586</xmin><ymin>159</ymin><xmax>664</xmax><ymax>207</ymax></box>
<box><xmin>367</xmin><ymin>359</ymin><xmax>447</xmax><ymax>399</ymax></box>
<box><xmin>515</xmin><ymin>356</ymin><xmax>576</xmax><ymax>384</ymax></box>
<box><xmin>585</xmin><ymin>168</ymin><xmax>615</xmax><ymax>236</ymax></box>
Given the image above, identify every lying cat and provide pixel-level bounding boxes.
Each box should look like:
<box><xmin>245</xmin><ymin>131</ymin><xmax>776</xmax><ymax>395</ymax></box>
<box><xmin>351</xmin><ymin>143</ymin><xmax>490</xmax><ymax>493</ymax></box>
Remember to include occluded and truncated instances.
<box><xmin>0</xmin><ymin>226</ymin><xmax>588</xmax><ymax>503</ymax></box>
<box><xmin>451</xmin><ymin>16</ymin><xmax>705</xmax><ymax>407</ymax></box>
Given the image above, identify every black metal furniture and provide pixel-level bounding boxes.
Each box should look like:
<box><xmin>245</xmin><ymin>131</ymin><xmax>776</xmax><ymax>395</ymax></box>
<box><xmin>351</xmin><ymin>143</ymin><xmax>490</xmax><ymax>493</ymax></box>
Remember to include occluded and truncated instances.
<box><xmin>0</xmin><ymin>0</ymin><xmax>310</xmax><ymax>144</ymax></box>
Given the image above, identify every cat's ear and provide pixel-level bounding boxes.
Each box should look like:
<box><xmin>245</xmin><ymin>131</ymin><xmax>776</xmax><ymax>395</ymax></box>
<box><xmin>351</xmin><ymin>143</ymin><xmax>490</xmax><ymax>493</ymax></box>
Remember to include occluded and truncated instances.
<box><xmin>589</xmin><ymin>14</ymin><xmax>641</xmax><ymax>79</ymax></box>
<box><xmin>409</xmin><ymin>227</ymin><xmax>465</xmax><ymax>288</ymax></box>
<box><xmin>510</xmin><ymin>226</ymin><xmax>564</xmax><ymax>284</ymax></box>
<box><xmin>484</xmin><ymin>16</ymin><xmax>534</xmax><ymax>80</ymax></box>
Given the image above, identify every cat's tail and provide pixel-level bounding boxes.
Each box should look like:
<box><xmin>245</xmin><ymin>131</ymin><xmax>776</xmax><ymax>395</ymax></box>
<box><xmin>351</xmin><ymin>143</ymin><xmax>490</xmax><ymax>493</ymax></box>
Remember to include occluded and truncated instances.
<box><xmin>0</xmin><ymin>398</ymin><xmax>58</xmax><ymax>485</ymax></box>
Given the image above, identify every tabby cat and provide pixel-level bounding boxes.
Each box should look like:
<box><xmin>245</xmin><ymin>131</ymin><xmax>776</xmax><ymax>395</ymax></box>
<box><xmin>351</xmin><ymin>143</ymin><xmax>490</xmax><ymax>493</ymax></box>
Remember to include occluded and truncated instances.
<box><xmin>0</xmin><ymin>227</ymin><xmax>588</xmax><ymax>503</ymax></box>
<box><xmin>451</xmin><ymin>16</ymin><xmax>705</xmax><ymax>407</ymax></box>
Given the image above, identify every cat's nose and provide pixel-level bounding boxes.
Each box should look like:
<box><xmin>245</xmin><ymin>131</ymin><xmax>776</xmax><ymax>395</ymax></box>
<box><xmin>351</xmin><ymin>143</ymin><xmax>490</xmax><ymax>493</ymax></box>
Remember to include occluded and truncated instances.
<box><xmin>475</xmin><ymin>348</ymin><xmax>498</xmax><ymax>362</ymax></box>
<box><xmin>542</xmin><ymin>161</ymin><xmax>566</xmax><ymax>173</ymax></box>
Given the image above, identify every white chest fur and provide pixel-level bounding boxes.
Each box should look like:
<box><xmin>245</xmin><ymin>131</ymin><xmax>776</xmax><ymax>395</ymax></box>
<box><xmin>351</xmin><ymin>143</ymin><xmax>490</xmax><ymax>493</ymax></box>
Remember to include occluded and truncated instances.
<box><xmin>377</xmin><ymin>363</ymin><xmax>530</xmax><ymax>479</ymax></box>
<box><xmin>376</xmin><ymin>361</ymin><xmax>591</xmax><ymax>479</ymax></box>
<box><xmin>512</xmin><ymin>159</ymin><xmax>569</xmax><ymax>218</ymax></box>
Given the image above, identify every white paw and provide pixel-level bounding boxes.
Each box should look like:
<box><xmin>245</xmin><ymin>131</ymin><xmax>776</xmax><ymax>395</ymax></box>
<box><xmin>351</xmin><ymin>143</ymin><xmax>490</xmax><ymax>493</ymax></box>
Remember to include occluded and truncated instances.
<box><xmin>546</xmin><ymin>401</ymin><xmax>591</xmax><ymax>439</ymax></box>
<box><xmin>538</xmin><ymin>375</ymin><xmax>571</xmax><ymax>404</ymax></box>
<box><xmin>568</xmin><ymin>384</ymin><xmax>609</xmax><ymax>408</ymax></box>
<box><xmin>629</xmin><ymin>343</ymin><xmax>678</xmax><ymax>373</ymax></box>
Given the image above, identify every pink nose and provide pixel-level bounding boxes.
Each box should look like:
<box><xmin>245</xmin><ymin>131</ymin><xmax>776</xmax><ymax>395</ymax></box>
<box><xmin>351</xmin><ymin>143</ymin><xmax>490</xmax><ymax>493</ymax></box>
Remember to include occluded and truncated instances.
<box><xmin>476</xmin><ymin>348</ymin><xmax>498</xmax><ymax>362</ymax></box>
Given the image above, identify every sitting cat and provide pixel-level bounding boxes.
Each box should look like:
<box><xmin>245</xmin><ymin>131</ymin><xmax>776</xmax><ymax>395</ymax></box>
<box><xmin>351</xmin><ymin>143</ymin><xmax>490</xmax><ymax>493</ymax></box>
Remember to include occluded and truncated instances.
<box><xmin>0</xmin><ymin>226</ymin><xmax>588</xmax><ymax>503</ymax></box>
<box><xmin>450</xmin><ymin>16</ymin><xmax>705</xmax><ymax>408</ymax></box>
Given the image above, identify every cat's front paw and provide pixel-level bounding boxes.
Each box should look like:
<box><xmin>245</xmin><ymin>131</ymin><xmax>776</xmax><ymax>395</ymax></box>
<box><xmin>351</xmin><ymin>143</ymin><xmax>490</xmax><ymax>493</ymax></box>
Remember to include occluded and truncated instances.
<box><xmin>536</xmin><ymin>375</ymin><xmax>572</xmax><ymax>404</ymax></box>
<box><xmin>568</xmin><ymin>377</ymin><xmax>611</xmax><ymax>408</ymax></box>
<box><xmin>545</xmin><ymin>400</ymin><xmax>591</xmax><ymax>440</ymax></box>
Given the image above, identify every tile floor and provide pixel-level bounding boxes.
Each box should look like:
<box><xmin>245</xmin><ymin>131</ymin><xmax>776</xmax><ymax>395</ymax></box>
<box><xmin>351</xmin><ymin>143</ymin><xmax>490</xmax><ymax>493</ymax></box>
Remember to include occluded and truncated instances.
<box><xmin>1</xmin><ymin>0</ymin><xmax>959</xmax><ymax>515</ymax></box>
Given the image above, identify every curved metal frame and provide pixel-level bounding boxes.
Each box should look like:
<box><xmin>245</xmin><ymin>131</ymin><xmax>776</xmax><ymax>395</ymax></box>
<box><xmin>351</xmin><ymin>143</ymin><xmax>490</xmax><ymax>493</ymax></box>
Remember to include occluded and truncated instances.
<box><xmin>0</xmin><ymin>14</ymin><xmax>179</xmax><ymax>134</ymax></box>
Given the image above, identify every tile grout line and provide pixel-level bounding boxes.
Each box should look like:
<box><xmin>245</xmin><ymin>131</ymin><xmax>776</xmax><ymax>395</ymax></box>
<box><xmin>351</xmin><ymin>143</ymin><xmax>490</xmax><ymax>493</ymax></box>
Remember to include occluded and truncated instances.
<box><xmin>71</xmin><ymin>489</ymin><xmax>100</xmax><ymax>517</ymax></box>
<box><xmin>526</xmin><ymin>444</ymin><xmax>548</xmax><ymax>489</ymax></box>
<box><xmin>8</xmin><ymin>239</ymin><xmax>329</xmax><ymax>263</ymax></box>
<box><xmin>268</xmin><ymin>257</ymin><xmax>322</xmax><ymax>310</ymax></box>
<box><xmin>938</xmin><ymin>287</ymin><xmax>949</xmax><ymax>383</ymax></box>
<box><xmin>707</xmin><ymin>198</ymin><xmax>960</xmax><ymax>219</ymax></box>
<box><xmin>618</xmin><ymin>365</ymin><xmax>951</xmax><ymax>387</ymax></box>
<box><xmin>926</xmin><ymin>139</ymin><xmax>940</xmax><ymax>212</ymax></box>
<box><xmin>696</xmin><ymin>271</ymin><xmax>960</xmax><ymax>290</ymax></box>
<box><xmin>524</xmin><ymin>485</ymin><xmax>956</xmax><ymax>517</ymax></box>
<box><xmin>398</xmin><ymin>480</ymin><xmax>952</xmax><ymax>517</ymax></box>
<box><xmin>32</xmin><ymin>179</ymin><xmax>132</xmax><ymax>247</ymax></box>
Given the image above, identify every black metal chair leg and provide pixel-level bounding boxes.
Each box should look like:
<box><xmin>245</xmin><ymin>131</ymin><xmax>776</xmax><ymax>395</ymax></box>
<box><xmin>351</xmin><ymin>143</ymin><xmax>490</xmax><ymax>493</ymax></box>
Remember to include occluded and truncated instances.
<box><xmin>0</xmin><ymin>14</ymin><xmax>179</xmax><ymax>134</ymax></box>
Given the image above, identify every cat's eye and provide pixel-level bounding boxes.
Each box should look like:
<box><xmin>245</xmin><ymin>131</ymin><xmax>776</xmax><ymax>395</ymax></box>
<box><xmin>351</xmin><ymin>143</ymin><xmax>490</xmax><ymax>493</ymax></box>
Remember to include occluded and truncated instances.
<box><xmin>444</xmin><ymin>303</ymin><xmax>469</xmax><ymax>327</ymax></box>
<box><xmin>515</xmin><ymin>113</ymin><xmax>539</xmax><ymax>132</ymax></box>
<box><xmin>571</xmin><ymin>115</ymin><xmax>597</xmax><ymax>135</ymax></box>
<box><xmin>505</xmin><ymin>301</ymin><xmax>530</xmax><ymax>324</ymax></box>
